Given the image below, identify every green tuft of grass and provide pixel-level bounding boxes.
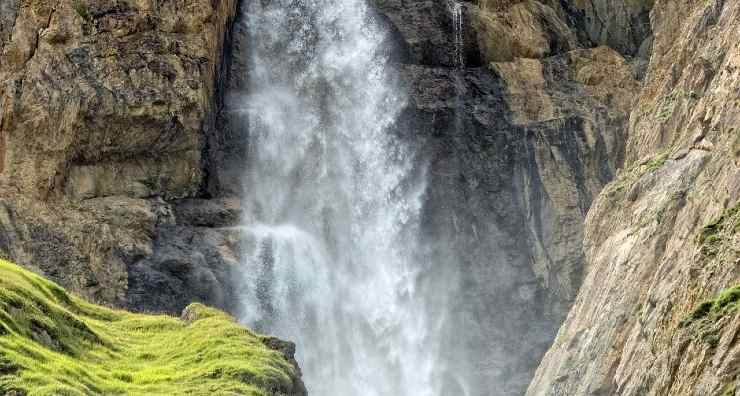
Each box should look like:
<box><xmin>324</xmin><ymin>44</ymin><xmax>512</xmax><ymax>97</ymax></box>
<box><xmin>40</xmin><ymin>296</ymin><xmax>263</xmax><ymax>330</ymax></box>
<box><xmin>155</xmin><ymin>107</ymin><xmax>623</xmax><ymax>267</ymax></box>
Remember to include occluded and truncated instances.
<box><xmin>72</xmin><ymin>1</ymin><xmax>91</xmax><ymax>21</ymax></box>
<box><xmin>655</xmin><ymin>89</ymin><xmax>686</xmax><ymax>122</ymax></box>
<box><xmin>610</xmin><ymin>149</ymin><xmax>672</xmax><ymax>203</ymax></box>
<box><xmin>616</xmin><ymin>149</ymin><xmax>671</xmax><ymax>183</ymax></box>
<box><xmin>0</xmin><ymin>259</ymin><xmax>300</xmax><ymax>395</ymax></box>
<box><xmin>681</xmin><ymin>285</ymin><xmax>740</xmax><ymax>328</ymax></box>
<box><xmin>697</xmin><ymin>203</ymin><xmax>740</xmax><ymax>246</ymax></box>
<box><xmin>721</xmin><ymin>382</ymin><xmax>737</xmax><ymax>396</ymax></box>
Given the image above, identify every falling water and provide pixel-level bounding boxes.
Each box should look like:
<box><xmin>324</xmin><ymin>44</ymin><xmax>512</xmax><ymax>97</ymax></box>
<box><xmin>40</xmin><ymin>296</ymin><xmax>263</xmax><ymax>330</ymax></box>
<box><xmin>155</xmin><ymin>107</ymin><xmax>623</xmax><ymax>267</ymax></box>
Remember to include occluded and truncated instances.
<box><xmin>448</xmin><ymin>0</ymin><xmax>464</xmax><ymax>70</ymax></box>
<box><xmin>233</xmin><ymin>0</ymin><xmax>442</xmax><ymax>394</ymax></box>
<box><xmin>448</xmin><ymin>0</ymin><xmax>465</xmax><ymax>137</ymax></box>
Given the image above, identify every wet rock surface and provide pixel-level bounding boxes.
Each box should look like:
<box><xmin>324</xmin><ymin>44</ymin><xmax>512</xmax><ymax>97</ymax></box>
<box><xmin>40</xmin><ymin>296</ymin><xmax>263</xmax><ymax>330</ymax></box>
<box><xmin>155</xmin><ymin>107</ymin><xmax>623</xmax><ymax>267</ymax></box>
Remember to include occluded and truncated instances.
<box><xmin>376</xmin><ymin>1</ymin><xmax>641</xmax><ymax>393</ymax></box>
<box><xmin>127</xmin><ymin>223</ymin><xmax>243</xmax><ymax>314</ymax></box>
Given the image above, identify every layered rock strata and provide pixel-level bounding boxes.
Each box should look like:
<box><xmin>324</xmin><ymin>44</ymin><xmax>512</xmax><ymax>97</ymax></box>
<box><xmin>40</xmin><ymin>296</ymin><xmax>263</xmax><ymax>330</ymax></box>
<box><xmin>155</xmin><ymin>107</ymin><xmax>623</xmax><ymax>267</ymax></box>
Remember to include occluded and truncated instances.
<box><xmin>528</xmin><ymin>0</ymin><xmax>740</xmax><ymax>394</ymax></box>
<box><xmin>0</xmin><ymin>0</ymin><xmax>242</xmax><ymax>312</ymax></box>
<box><xmin>373</xmin><ymin>0</ymin><xmax>647</xmax><ymax>393</ymax></box>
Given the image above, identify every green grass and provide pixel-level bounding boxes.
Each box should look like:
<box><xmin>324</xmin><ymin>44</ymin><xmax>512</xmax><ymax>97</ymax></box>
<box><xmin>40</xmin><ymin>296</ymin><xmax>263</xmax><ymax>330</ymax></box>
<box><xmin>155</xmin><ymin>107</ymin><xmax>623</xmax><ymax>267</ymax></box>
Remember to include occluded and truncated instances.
<box><xmin>721</xmin><ymin>382</ymin><xmax>736</xmax><ymax>396</ymax></box>
<box><xmin>697</xmin><ymin>203</ymin><xmax>740</xmax><ymax>246</ymax></box>
<box><xmin>610</xmin><ymin>149</ymin><xmax>671</xmax><ymax>201</ymax></box>
<box><xmin>681</xmin><ymin>285</ymin><xmax>740</xmax><ymax>327</ymax></box>
<box><xmin>0</xmin><ymin>259</ymin><xmax>299</xmax><ymax>396</ymax></box>
<box><xmin>616</xmin><ymin>149</ymin><xmax>671</xmax><ymax>183</ymax></box>
<box><xmin>655</xmin><ymin>89</ymin><xmax>687</xmax><ymax>122</ymax></box>
<box><xmin>72</xmin><ymin>1</ymin><xmax>91</xmax><ymax>21</ymax></box>
<box><xmin>679</xmin><ymin>286</ymin><xmax>740</xmax><ymax>350</ymax></box>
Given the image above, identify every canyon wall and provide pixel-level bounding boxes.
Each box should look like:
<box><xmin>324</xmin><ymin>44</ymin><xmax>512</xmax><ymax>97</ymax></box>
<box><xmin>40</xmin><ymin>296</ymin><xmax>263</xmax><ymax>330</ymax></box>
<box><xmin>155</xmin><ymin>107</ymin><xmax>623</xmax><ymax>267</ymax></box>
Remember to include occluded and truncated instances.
<box><xmin>0</xmin><ymin>0</ymin><xmax>244</xmax><ymax>312</ymax></box>
<box><xmin>374</xmin><ymin>0</ymin><xmax>649</xmax><ymax>393</ymax></box>
<box><xmin>2</xmin><ymin>0</ymin><xmax>718</xmax><ymax>395</ymax></box>
<box><xmin>528</xmin><ymin>0</ymin><xmax>740</xmax><ymax>394</ymax></box>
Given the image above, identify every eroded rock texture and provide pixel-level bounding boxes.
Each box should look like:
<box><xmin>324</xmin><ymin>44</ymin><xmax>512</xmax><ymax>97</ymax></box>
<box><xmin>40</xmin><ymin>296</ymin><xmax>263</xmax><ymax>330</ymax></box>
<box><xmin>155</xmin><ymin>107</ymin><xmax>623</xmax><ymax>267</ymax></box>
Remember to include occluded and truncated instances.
<box><xmin>374</xmin><ymin>0</ymin><xmax>644</xmax><ymax>394</ymax></box>
<box><xmin>0</xmin><ymin>0</ymin><xmax>243</xmax><ymax>312</ymax></box>
<box><xmin>528</xmin><ymin>0</ymin><xmax>740</xmax><ymax>394</ymax></box>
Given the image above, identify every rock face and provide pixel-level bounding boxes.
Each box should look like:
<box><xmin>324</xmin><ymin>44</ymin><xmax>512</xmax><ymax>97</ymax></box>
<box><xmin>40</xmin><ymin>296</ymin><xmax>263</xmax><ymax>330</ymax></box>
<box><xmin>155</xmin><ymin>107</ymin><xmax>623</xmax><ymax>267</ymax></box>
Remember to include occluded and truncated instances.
<box><xmin>0</xmin><ymin>0</ymin><xmax>234</xmax><ymax>200</ymax></box>
<box><xmin>0</xmin><ymin>0</ymin><xmax>243</xmax><ymax>312</ymax></box>
<box><xmin>4</xmin><ymin>0</ymin><xmax>729</xmax><ymax>394</ymax></box>
<box><xmin>373</xmin><ymin>0</ymin><xmax>642</xmax><ymax>393</ymax></box>
<box><xmin>528</xmin><ymin>0</ymin><xmax>740</xmax><ymax>394</ymax></box>
<box><xmin>474</xmin><ymin>0</ymin><xmax>654</xmax><ymax>60</ymax></box>
<box><xmin>126</xmin><ymin>200</ymin><xmax>244</xmax><ymax>313</ymax></box>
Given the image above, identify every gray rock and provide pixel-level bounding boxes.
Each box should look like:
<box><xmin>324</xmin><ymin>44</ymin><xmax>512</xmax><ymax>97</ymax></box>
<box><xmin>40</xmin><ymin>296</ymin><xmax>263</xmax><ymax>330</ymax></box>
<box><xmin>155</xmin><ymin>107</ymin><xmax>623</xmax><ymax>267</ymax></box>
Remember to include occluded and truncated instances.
<box><xmin>387</xmin><ymin>43</ymin><xmax>636</xmax><ymax>396</ymax></box>
<box><xmin>528</xmin><ymin>0</ymin><xmax>740</xmax><ymax>394</ymax></box>
<box><xmin>173</xmin><ymin>197</ymin><xmax>242</xmax><ymax>228</ymax></box>
<box><xmin>127</xmin><ymin>225</ymin><xmax>243</xmax><ymax>314</ymax></box>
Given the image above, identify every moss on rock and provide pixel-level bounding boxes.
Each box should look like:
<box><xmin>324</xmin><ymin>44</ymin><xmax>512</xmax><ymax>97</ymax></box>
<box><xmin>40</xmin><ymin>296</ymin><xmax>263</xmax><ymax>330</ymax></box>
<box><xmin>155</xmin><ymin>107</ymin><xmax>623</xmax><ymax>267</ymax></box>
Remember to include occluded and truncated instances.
<box><xmin>697</xmin><ymin>203</ymin><xmax>740</xmax><ymax>246</ymax></box>
<box><xmin>681</xmin><ymin>285</ymin><xmax>740</xmax><ymax>327</ymax></box>
<box><xmin>0</xmin><ymin>260</ymin><xmax>303</xmax><ymax>396</ymax></box>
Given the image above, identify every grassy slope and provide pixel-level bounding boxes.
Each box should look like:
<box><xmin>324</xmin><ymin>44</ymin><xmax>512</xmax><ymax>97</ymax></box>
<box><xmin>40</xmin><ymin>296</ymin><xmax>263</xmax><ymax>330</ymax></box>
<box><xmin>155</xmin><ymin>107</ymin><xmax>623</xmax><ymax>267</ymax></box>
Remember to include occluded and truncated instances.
<box><xmin>0</xmin><ymin>259</ymin><xmax>298</xmax><ymax>396</ymax></box>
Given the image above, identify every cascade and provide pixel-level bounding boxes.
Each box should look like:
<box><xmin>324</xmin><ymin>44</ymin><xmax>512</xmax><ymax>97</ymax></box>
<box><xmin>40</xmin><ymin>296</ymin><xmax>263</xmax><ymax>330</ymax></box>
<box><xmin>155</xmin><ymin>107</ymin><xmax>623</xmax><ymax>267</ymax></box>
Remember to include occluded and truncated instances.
<box><xmin>233</xmin><ymin>0</ymin><xmax>447</xmax><ymax>394</ymax></box>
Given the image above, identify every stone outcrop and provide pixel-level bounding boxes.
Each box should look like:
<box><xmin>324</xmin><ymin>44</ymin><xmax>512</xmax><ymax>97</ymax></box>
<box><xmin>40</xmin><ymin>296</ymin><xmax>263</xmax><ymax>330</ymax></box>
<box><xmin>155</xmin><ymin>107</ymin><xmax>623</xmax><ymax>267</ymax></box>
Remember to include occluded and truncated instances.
<box><xmin>373</xmin><ymin>0</ymin><xmax>642</xmax><ymax>393</ymax></box>
<box><xmin>0</xmin><ymin>0</ymin><xmax>243</xmax><ymax>312</ymax></box>
<box><xmin>0</xmin><ymin>0</ymin><xmax>234</xmax><ymax>200</ymax></box>
<box><xmin>475</xmin><ymin>0</ymin><xmax>654</xmax><ymax>61</ymax></box>
<box><xmin>528</xmin><ymin>0</ymin><xmax>740</xmax><ymax>394</ymax></box>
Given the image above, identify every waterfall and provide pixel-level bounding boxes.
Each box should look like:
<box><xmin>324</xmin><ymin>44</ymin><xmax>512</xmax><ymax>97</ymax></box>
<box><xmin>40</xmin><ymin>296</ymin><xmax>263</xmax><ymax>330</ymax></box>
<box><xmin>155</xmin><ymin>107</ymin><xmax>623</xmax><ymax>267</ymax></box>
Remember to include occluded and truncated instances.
<box><xmin>233</xmin><ymin>0</ymin><xmax>442</xmax><ymax>394</ymax></box>
<box><xmin>449</xmin><ymin>0</ymin><xmax>464</xmax><ymax>70</ymax></box>
<box><xmin>448</xmin><ymin>0</ymin><xmax>465</xmax><ymax>136</ymax></box>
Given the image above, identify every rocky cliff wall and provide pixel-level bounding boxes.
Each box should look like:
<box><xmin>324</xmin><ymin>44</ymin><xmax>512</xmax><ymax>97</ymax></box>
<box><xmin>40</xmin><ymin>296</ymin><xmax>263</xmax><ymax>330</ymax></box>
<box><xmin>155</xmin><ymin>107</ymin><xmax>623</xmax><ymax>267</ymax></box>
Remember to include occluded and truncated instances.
<box><xmin>373</xmin><ymin>0</ymin><xmax>645</xmax><ymax>393</ymax></box>
<box><xmin>528</xmin><ymin>0</ymin><xmax>740</xmax><ymax>394</ymax></box>
<box><xmin>0</xmin><ymin>0</ymin><xmax>680</xmax><ymax>394</ymax></box>
<box><xmin>0</xmin><ymin>0</ymin><xmax>243</xmax><ymax>311</ymax></box>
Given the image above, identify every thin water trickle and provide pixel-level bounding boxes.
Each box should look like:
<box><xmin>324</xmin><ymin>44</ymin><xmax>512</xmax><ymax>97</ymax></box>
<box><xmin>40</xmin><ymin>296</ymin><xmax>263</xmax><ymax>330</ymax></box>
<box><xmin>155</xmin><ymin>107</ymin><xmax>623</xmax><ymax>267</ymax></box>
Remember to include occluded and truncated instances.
<box><xmin>449</xmin><ymin>0</ymin><xmax>464</xmax><ymax>70</ymax></box>
<box><xmin>232</xmin><ymin>0</ymin><xmax>449</xmax><ymax>394</ymax></box>
<box><xmin>449</xmin><ymin>0</ymin><xmax>465</xmax><ymax>137</ymax></box>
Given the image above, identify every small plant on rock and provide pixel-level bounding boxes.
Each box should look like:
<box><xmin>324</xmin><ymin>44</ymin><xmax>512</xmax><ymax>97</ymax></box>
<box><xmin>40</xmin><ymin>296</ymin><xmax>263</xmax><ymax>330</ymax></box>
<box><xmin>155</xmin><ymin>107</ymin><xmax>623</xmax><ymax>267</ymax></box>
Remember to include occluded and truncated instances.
<box><xmin>72</xmin><ymin>0</ymin><xmax>91</xmax><ymax>21</ymax></box>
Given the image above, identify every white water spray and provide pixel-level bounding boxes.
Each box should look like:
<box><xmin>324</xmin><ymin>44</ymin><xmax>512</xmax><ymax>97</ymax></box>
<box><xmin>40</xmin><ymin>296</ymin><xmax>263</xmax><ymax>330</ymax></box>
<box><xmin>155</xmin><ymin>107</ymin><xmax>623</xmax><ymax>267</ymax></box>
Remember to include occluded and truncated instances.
<box><xmin>233</xmin><ymin>0</ymin><xmax>447</xmax><ymax>394</ymax></box>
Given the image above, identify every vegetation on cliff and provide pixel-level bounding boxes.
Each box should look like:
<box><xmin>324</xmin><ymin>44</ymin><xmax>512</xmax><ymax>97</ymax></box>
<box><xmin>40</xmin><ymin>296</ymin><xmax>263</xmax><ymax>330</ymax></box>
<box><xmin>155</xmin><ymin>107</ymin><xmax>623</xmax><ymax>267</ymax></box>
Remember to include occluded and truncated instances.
<box><xmin>682</xmin><ymin>285</ymin><xmax>740</xmax><ymax>326</ymax></box>
<box><xmin>0</xmin><ymin>260</ymin><xmax>299</xmax><ymax>396</ymax></box>
<box><xmin>679</xmin><ymin>203</ymin><xmax>740</xmax><ymax>346</ymax></box>
<box><xmin>697</xmin><ymin>203</ymin><xmax>740</xmax><ymax>247</ymax></box>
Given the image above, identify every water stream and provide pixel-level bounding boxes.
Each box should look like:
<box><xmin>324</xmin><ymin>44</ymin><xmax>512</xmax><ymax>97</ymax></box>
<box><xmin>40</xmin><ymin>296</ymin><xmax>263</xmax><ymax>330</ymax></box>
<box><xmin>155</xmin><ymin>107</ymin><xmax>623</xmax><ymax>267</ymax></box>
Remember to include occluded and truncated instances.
<box><xmin>449</xmin><ymin>0</ymin><xmax>464</xmax><ymax>70</ymax></box>
<box><xmin>233</xmin><ymin>0</ymin><xmax>443</xmax><ymax>394</ymax></box>
<box><xmin>449</xmin><ymin>0</ymin><xmax>465</xmax><ymax>136</ymax></box>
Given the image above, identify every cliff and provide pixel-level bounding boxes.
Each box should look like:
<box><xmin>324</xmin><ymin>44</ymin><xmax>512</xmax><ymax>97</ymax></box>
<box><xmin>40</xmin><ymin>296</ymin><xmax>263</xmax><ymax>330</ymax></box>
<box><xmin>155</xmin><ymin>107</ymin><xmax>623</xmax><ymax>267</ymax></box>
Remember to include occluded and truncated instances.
<box><xmin>2</xmin><ymin>0</ymin><xmax>736</xmax><ymax>394</ymax></box>
<box><xmin>0</xmin><ymin>259</ymin><xmax>305</xmax><ymax>395</ymax></box>
<box><xmin>373</xmin><ymin>0</ymin><xmax>647</xmax><ymax>393</ymax></box>
<box><xmin>0</xmin><ymin>0</ymin><xmax>244</xmax><ymax>314</ymax></box>
<box><xmin>528</xmin><ymin>0</ymin><xmax>740</xmax><ymax>394</ymax></box>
